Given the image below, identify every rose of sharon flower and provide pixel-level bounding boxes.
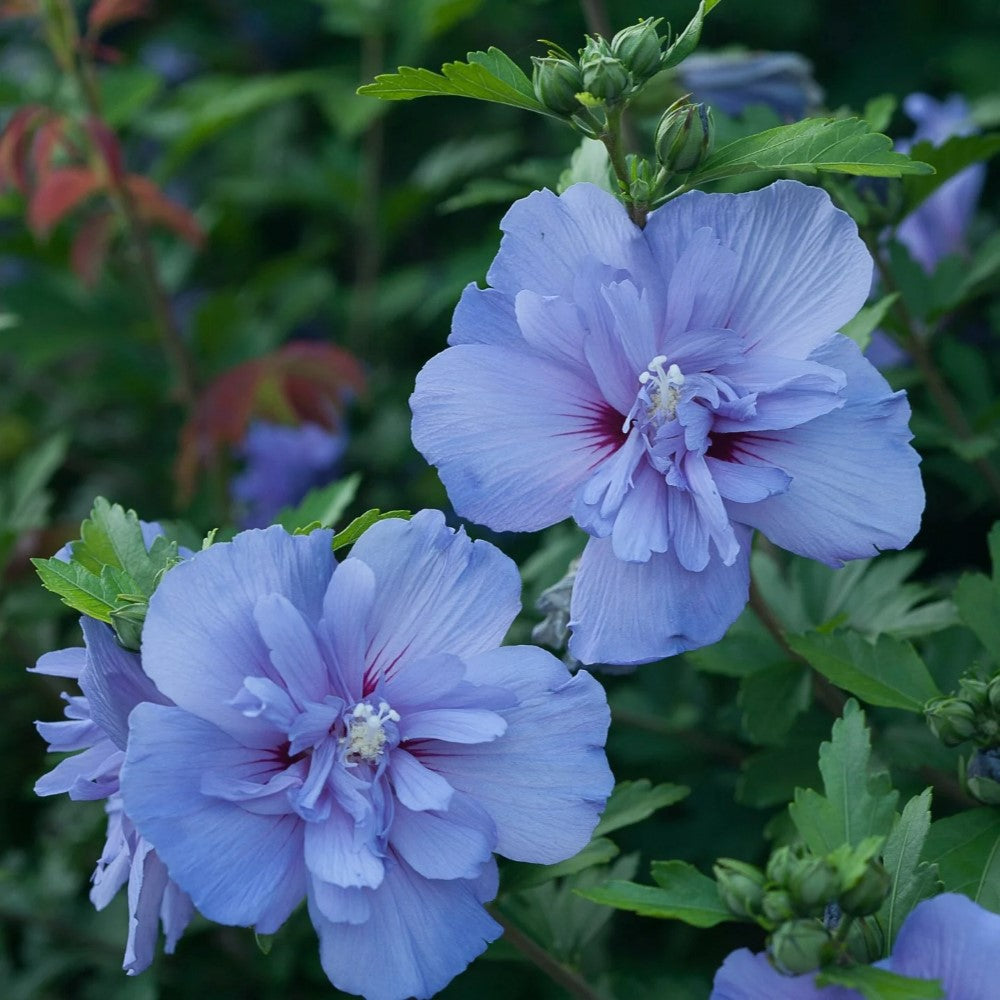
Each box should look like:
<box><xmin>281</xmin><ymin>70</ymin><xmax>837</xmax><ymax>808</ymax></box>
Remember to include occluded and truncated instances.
<box><xmin>231</xmin><ymin>419</ymin><xmax>347</xmax><ymax>528</ymax></box>
<box><xmin>410</xmin><ymin>181</ymin><xmax>924</xmax><ymax>666</ymax></box>
<box><xmin>33</xmin><ymin>524</ymin><xmax>194</xmax><ymax>973</ymax></box>
<box><xmin>119</xmin><ymin>511</ymin><xmax>613</xmax><ymax>1000</ymax></box>
<box><xmin>711</xmin><ymin>893</ymin><xmax>1000</xmax><ymax>999</ymax></box>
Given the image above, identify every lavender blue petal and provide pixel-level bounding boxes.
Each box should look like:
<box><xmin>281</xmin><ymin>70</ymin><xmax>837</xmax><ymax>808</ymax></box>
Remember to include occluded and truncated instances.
<box><xmin>570</xmin><ymin>529</ymin><xmax>752</xmax><ymax>666</ymax></box>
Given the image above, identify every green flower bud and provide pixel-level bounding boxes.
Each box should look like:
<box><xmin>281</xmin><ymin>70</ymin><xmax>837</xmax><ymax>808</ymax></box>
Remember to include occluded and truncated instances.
<box><xmin>839</xmin><ymin>861</ymin><xmax>890</xmax><ymax>917</ymax></box>
<box><xmin>579</xmin><ymin>37</ymin><xmax>629</xmax><ymax>102</ymax></box>
<box><xmin>788</xmin><ymin>857</ymin><xmax>841</xmax><ymax>914</ymax></box>
<box><xmin>987</xmin><ymin>676</ymin><xmax>1000</xmax><ymax>714</ymax></box>
<box><xmin>714</xmin><ymin>858</ymin><xmax>766</xmax><ymax>918</ymax></box>
<box><xmin>654</xmin><ymin>99</ymin><xmax>714</xmax><ymax>174</ymax></box>
<box><xmin>768</xmin><ymin>919</ymin><xmax>831</xmax><ymax>976</ymax></box>
<box><xmin>967</xmin><ymin>748</ymin><xmax>1000</xmax><ymax>804</ymax></box>
<box><xmin>925</xmin><ymin>696</ymin><xmax>978</xmax><ymax>747</ymax></box>
<box><xmin>532</xmin><ymin>56</ymin><xmax>584</xmax><ymax>116</ymax></box>
<box><xmin>765</xmin><ymin>845</ymin><xmax>799</xmax><ymax>887</ymax></box>
<box><xmin>960</xmin><ymin>676</ymin><xmax>990</xmax><ymax>708</ymax></box>
<box><xmin>110</xmin><ymin>601</ymin><xmax>147</xmax><ymax>653</ymax></box>
<box><xmin>610</xmin><ymin>18</ymin><xmax>664</xmax><ymax>81</ymax></box>
<box><xmin>762</xmin><ymin>889</ymin><xmax>796</xmax><ymax>923</ymax></box>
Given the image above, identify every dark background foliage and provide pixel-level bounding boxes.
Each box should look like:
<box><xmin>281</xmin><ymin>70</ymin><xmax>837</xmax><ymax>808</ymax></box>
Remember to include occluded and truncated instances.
<box><xmin>3</xmin><ymin>1</ymin><xmax>1000</xmax><ymax>997</ymax></box>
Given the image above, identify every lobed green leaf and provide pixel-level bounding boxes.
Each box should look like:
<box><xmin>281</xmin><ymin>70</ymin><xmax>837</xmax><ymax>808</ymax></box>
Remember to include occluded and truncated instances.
<box><xmin>357</xmin><ymin>48</ymin><xmax>562</xmax><ymax>120</ymax></box>
<box><xmin>332</xmin><ymin>509</ymin><xmax>412</xmax><ymax>551</ymax></box>
<box><xmin>789</xmin><ymin>700</ymin><xmax>898</xmax><ymax>854</ymax></box>
<box><xmin>787</xmin><ymin>631</ymin><xmax>942</xmax><ymax>712</ymax></box>
<box><xmin>923</xmin><ymin>809</ymin><xmax>1000</xmax><ymax>913</ymax></box>
<box><xmin>593</xmin><ymin>780</ymin><xmax>690</xmax><ymax>838</ymax></box>
<box><xmin>578</xmin><ymin>861</ymin><xmax>732</xmax><ymax>927</ymax></box>
<box><xmin>687</xmin><ymin>117</ymin><xmax>934</xmax><ymax>186</ymax></box>
<box><xmin>816</xmin><ymin>964</ymin><xmax>943</xmax><ymax>999</ymax></box>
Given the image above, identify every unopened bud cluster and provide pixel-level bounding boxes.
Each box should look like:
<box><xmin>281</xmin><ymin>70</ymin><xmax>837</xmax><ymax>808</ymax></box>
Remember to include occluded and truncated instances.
<box><xmin>715</xmin><ymin>839</ymin><xmax>890</xmax><ymax>976</ymax></box>
<box><xmin>531</xmin><ymin>18</ymin><xmax>665</xmax><ymax>116</ymax></box>
<box><xmin>925</xmin><ymin>673</ymin><xmax>1000</xmax><ymax>748</ymax></box>
<box><xmin>926</xmin><ymin>672</ymin><xmax>1000</xmax><ymax>804</ymax></box>
<box><xmin>654</xmin><ymin>97</ymin><xmax>714</xmax><ymax>174</ymax></box>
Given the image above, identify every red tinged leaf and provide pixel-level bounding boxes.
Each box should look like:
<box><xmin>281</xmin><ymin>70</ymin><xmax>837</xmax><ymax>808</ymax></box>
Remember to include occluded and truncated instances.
<box><xmin>28</xmin><ymin>167</ymin><xmax>103</xmax><ymax>236</ymax></box>
<box><xmin>86</xmin><ymin>118</ymin><xmax>124</xmax><ymax>181</ymax></box>
<box><xmin>31</xmin><ymin>117</ymin><xmax>71</xmax><ymax>183</ymax></box>
<box><xmin>0</xmin><ymin>0</ymin><xmax>38</xmax><ymax>19</ymax></box>
<box><xmin>175</xmin><ymin>344</ymin><xmax>367</xmax><ymax>501</ymax></box>
<box><xmin>0</xmin><ymin>106</ymin><xmax>49</xmax><ymax>193</ymax></box>
<box><xmin>125</xmin><ymin>174</ymin><xmax>204</xmax><ymax>246</ymax></box>
<box><xmin>86</xmin><ymin>0</ymin><xmax>152</xmax><ymax>36</ymax></box>
<box><xmin>70</xmin><ymin>209</ymin><xmax>116</xmax><ymax>287</ymax></box>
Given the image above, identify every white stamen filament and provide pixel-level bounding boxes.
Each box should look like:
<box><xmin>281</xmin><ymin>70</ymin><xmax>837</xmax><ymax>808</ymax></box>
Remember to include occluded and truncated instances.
<box><xmin>344</xmin><ymin>700</ymin><xmax>400</xmax><ymax>763</ymax></box>
<box><xmin>639</xmin><ymin>355</ymin><xmax>685</xmax><ymax>420</ymax></box>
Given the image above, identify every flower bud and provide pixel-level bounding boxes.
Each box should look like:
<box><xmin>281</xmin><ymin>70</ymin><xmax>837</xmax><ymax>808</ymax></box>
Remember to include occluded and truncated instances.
<box><xmin>988</xmin><ymin>676</ymin><xmax>1000</xmax><ymax>714</ymax></box>
<box><xmin>762</xmin><ymin>889</ymin><xmax>796</xmax><ymax>923</ymax></box>
<box><xmin>110</xmin><ymin>601</ymin><xmax>147</xmax><ymax>652</ymax></box>
<box><xmin>532</xmin><ymin>56</ymin><xmax>584</xmax><ymax>116</ymax></box>
<box><xmin>654</xmin><ymin>99</ymin><xmax>714</xmax><ymax>174</ymax></box>
<box><xmin>714</xmin><ymin>858</ymin><xmax>766</xmax><ymax>918</ymax></box>
<box><xmin>768</xmin><ymin>919</ymin><xmax>831</xmax><ymax>976</ymax></box>
<box><xmin>765</xmin><ymin>845</ymin><xmax>798</xmax><ymax>886</ymax></box>
<box><xmin>925</xmin><ymin>696</ymin><xmax>978</xmax><ymax>747</ymax></box>
<box><xmin>839</xmin><ymin>861</ymin><xmax>890</xmax><ymax>917</ymax></box>
<box><xmin>610</xmin><ymin>18</ymin><xmax>664</xmax><ymax>81</ymax></box>
<box><xmin>580</xmin><ymin>54</ymin><xmax>629</xmax><ymax>102</ymax></box>
<box><xmin>968</xmin><ymin>748</ymin><xmax>1000</xmax><ymax>805</ymax></box>
<box><xmin>960</xmin><ymin>676</ymin><xmax>989</xmax><ymax>709</ymax></box>
<box><xmin>787</xmin><ymin>857</ymin><xmax>841</xmax><ymax>914</ymax></box>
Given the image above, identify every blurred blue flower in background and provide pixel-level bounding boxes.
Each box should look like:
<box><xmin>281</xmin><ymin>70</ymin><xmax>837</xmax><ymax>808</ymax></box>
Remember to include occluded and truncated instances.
<box><xmin>231</xmin><ymin>420</ymin><xmax>346</xmax><ymax>528</ymax></box>
<box><xmin>894</xmin><ymin>93</ymin><xmax>985</xmax><ymax>274</ymax></box>
<box><xmin>677</xmin><ymin>50</ymin><xmax>823</xmax><ymax>120</ymax></box>
<box><xmin>711</xmin><ymin>892</ymin><xmax>1000</xmax><ymax>998</ymax></box>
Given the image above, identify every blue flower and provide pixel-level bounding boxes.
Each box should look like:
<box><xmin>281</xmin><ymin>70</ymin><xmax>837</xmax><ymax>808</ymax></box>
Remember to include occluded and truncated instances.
<box><xmin>410</xmin><ymin>181</ymin><xmax>924</xmax><ymax>666</ymax></box>
<box><xmin>118</xmin><ymin>511</ymin><xmax>613</xmax><ymax>1000</ymax></box>
<box><xmin>677</xmin><ymin>51</ymin><xmax>823</xmax><ymax>121</ymax></box>
<box><xmin>894</xmin><ymin>93</ymin><xmax>985</xmax><ymax>274</ymax></box>
<box><xmin>711</xmin><ymin>893</ymin><xmax>1000</xmax><ymax>998</ymax></box>
<box><xmin>231</xmin><ymin>420</ymin><xmax>346</xmax><ymax>528</ymax></box>
<box><xmin>33</xmin><ymin>524</ymin><xmax>195</xmax><ymax>974</ymax></box>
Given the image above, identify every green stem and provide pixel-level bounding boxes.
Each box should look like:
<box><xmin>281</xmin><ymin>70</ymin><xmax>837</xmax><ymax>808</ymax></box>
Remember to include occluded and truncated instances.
<box><xmin>600</xmin><ymin>106</ymin><xmax>646</xmax><ymax>228</ymax></box>
<box><xmin>487</xmin><ymin>905</ymin><xmax>611</xmax><ymax>1000</ymax></box>
<box><xmin>748</xmin><ymin>578</ymin><xmax>846</xmax><ymax>717</ymax></box>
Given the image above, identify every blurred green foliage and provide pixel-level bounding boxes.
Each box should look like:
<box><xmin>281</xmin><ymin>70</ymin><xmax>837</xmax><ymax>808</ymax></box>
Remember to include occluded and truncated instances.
<box><xmin>3</xmin><ymin>0</ymin><xmax>1000</xmax><ymax>998</ymax></box>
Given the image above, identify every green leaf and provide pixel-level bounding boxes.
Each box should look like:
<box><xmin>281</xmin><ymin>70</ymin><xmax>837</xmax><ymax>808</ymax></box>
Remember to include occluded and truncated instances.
<box><xmin>661</xmin><ymin>0</ymin><xmax>725</xmax><ymax>72</ymax></box>
<box><xmin>787</xmin><ymin>631</ymin><xmax>942</xmax><ymax>712</ymax></box>
<box><xmin>688</xmin><ymin>117</ymin><xmax>934</xmax><ymax>186</ymax></box>
<box><xmin>30</xmin><ymin>557</ymin><xmax>128</xmax><ymax>623</ymax></box>
<box><xmin>275</xmin><ymin>473</ymin><xmax>361</xmax><ymax>533</ymax></box>
<box><xmin>923</xmin><ymin>808</ymin><xmax>1000</xmax><ymax>912</ymax></box>
<box><xmin>357</xmin><ymin>48</ymin><xmax>562</xmax><ymax>120</ymax></box>
<box><xmin>862</xmin><ymin>94</ymin><xmax>897</xmax><ymax>133</ymax></box>
<box><xmin>738</xmin><ymin>661</ymin><xmax>811</xmax><ymax>745</ymax></box>
<box><xmin>955</xmin><ymin>570</ymin><xmax>1000</xmax><ymax>663</ymax></box>
<box><xmin>840</xmin><ymin>293</ymin><xmax>899</xmax><ymax>351</ymax></box>
<box><xmin>331</xmin><ymin>509</ymin><xmax>412</xmax><ymax>551</ymax></box>
<box><xmin>502</xmin><ymin>837</ymin><xmax>619</xmax><ymax>893</ymax></box>
<box><xmin>878</xmin><ymin>789</ymin><xmax>940</xmax><ymax>949</ymax></box>
<box><xmin>577</xmin><ymin>861</ymin><xmax>732</xmax><ymax>927</ymax></box>
<box><xmin>816</xmin><ymin>964</ymin><xmax>943</xmax><ymax>999</ymax></box>
<box><xmin>593</xmin><ymin>780</ymin><xmax>690</xmax><ymax>838</ymax></box>
<box><xmin>557</xmin><ymin>138</ymin><xmax>613</xmax><ymax>195</ymax></box>
<box><xmin>253</xmin><ymin>931</ymin><xmax>274</xmax><ymax>955</ymax></box>
<box><xmin>789</xmin><ymin>700</ymin><xmax>898</xmax><ymax>854</ymax></box>
<box><xmin>902</xmin><ymin>133</ymin><xmax>1000</xmax><ymax>212</ymax></box>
